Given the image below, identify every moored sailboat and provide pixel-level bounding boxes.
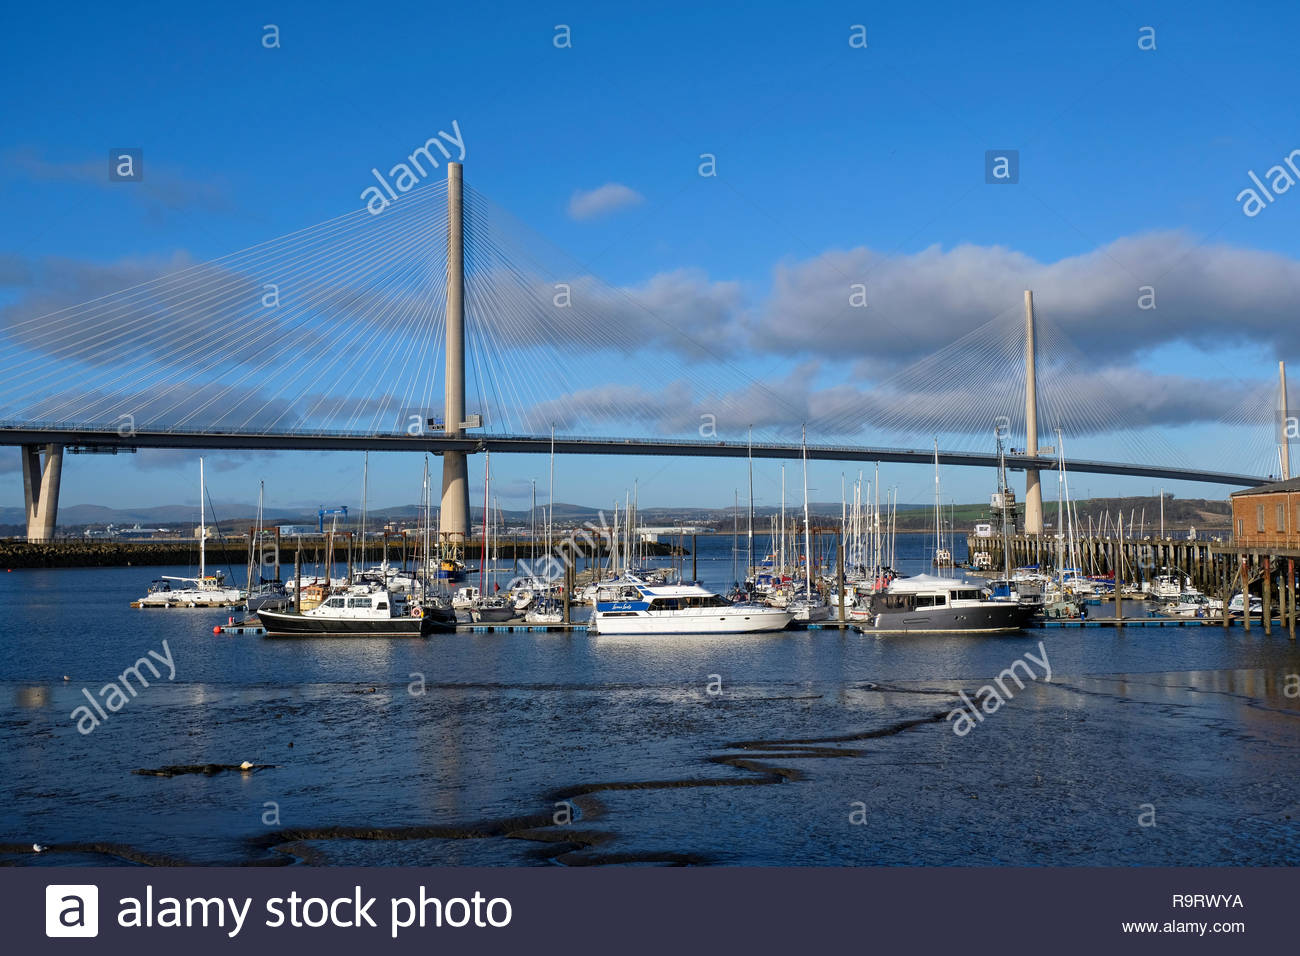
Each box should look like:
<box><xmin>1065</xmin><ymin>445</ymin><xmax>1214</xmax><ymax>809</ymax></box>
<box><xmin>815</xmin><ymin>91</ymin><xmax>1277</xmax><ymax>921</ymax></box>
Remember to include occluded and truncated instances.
<box><xmin>132</xmin><ymin>458</ymin><xmax>244</xmax><ymax>608</ymax></box>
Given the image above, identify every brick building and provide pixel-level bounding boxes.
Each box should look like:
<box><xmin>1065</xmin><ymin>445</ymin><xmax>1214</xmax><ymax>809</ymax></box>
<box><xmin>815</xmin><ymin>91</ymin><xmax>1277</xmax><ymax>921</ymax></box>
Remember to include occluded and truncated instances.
<box><xmin>1230</xmin><ymin>477</ymin><xmax>1300</xmax><ymax>548</ymax></box>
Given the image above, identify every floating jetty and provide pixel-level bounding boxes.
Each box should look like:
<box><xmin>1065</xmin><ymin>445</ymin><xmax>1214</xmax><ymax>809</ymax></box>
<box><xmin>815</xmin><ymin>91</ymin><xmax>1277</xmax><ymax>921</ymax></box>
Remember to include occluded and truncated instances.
<box><xmin>0</xmin><ymin>535</ymin><xmax>680</xmax><ymax>569</ymax></box>
<box><xmin>212</xmin><ymin>616</ymin><xmax>1251</xmax><ymax>636</ymax></box>
<box><xmin>1045</xmin><ymin>617</ymin><xmax>1246</xmax><ymax>628</ymax></box>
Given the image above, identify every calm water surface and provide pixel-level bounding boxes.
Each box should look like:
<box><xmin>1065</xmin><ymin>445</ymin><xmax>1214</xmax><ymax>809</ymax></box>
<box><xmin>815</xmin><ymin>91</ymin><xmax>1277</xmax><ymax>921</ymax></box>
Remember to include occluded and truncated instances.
<box><xmin>2</xmin><ymin>534</ymin><xmax>1299</xmax><ymax>866</ymax></box>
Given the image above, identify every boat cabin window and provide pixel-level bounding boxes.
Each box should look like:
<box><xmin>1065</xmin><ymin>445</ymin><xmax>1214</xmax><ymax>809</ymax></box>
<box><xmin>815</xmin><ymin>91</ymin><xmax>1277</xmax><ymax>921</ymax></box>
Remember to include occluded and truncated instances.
<box><xmin>326</xmin><ymin>597</ymin><xmax>345</xmax><ymax>608</ymax></box>
<box><xmin>347</xmin><ymin>597</ymin><xmax>372</xmax><ymax>608</ymax></box>
<box><xmin>376</xmin><ymin>602</ymin><xmax>388</xmax><ymax>610</ymax></box>
<box><xmin>953</xmin><ymin>589</ymin><xmax>983</xmax><ymax>601</ymax></box>
<box><xmin>914</xmin><ymin>594</ymin><xmax>946</xmax><ymax>608</ymax></box>
<box><xmin>646</xmin><ymin>595</ymin><xmax>732</xmax><ymax>611</ymax></box>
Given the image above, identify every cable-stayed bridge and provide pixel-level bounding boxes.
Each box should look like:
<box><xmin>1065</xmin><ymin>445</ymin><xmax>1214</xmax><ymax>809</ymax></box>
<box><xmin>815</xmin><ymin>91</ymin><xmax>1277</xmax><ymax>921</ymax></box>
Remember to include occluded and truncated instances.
<box><xmin>0</xmin><ymin>164</ymin><xmax>1286</xmax><ymax>542</ymax></box>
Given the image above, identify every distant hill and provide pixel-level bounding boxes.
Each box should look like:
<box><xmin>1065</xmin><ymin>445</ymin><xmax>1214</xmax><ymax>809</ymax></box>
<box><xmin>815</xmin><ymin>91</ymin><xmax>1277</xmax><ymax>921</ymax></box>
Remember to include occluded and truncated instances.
<box><xmin>5</xmin><ymin>492</ymin><xmax>1230</xmax><ymax>537</ymax></box>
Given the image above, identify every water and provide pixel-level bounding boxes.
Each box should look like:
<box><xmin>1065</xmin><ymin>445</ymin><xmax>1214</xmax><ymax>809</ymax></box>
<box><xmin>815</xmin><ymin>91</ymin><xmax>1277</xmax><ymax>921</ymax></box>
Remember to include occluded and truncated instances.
<box><xmin>2</xmin><ymin>533</ymin><xmax>1299</xmax><ymax>866</ymax></box>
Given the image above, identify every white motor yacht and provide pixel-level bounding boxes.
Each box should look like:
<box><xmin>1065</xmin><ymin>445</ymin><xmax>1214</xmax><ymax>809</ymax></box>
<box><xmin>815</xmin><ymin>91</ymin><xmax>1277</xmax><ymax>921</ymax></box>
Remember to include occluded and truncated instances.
<box><xmin>592</xmin><ymin>576</ymin><xmax>792</xmax><ymax>635</ymax></box>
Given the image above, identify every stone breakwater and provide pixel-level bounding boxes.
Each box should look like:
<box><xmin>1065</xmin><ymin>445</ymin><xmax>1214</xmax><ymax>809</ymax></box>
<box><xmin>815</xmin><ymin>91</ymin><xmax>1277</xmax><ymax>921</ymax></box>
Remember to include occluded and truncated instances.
<box><xmin>0</xmin><ymin>538</ymin><xmax>682</xmax><ymax>569</ymax></box>
<box><xmin>0</xmin><ymin>540</ymin><xmax>257</xmax><ymax>569</ymax></box>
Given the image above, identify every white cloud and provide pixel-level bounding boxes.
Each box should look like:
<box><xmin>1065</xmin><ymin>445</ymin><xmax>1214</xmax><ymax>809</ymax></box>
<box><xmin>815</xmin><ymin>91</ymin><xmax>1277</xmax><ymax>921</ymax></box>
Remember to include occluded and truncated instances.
<box><xmin>750</xmin><ymin>232</ymin><xmax>1300</xmax><ymax>370</ymax></box>
<box><xmin>566</xmin><ymin>182</ymin><xmax>644</xmax><ymax>220</ymax></box>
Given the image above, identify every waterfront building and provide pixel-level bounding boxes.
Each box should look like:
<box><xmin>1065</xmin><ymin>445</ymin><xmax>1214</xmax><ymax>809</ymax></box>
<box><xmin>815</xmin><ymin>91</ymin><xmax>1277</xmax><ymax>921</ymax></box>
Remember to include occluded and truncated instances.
<box><xmin>1230</xmin><ymin>477</ymin><xmax>1300</xmax><ymax>549</ymax></box>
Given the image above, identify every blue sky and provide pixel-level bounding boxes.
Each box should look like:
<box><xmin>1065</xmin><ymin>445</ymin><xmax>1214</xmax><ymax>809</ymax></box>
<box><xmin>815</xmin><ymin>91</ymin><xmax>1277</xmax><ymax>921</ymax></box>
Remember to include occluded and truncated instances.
<box><xmin>2</xmin><ymin>0</ymin><xmax>1298</xmax><ymax>517</ymax></box>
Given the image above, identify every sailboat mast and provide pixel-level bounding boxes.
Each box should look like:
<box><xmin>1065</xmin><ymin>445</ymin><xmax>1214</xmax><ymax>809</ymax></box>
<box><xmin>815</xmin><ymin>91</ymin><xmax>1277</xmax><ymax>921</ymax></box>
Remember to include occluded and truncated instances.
<box><xmin>1058</xmin><ymin>429</ymin><xmax>1077</xmax><ymax>573</ymax></box>
<box><xmin>779</xmin><ymin>465</ymin><xmax>786</xmax><ymax>576</ymax></box>
<box><xmin>933</xmin><ymin>440</ymin><xmax>941</xmax><ymax>574</ymax></box>
<box><xmin>480</xmin><ymin>451</ymin><xmax>490</xmax><ymax>593</ymax></box>
<box><xmin>892</xmin><ymin>489</ymin><xmax>898</xmax><ymax>569</ymax></box>
<box><xmin>747</xmin><ymin>426</ymin><xmax>754</xmax><ymax>583</ymax></box>
<box><xmin>998</xmin><ymin>433</ymin><xmax>1012</xmax><ymax>580</ymax></box>
<box><xmin>732</xmin><ymin>489</ymin><xmax>739</xmax><ymax>584</ymax></box>
<box><xmin>422</xmin><ymin>457</ymin><xmax>430</xmax><ymax>594</ymax></box>
<box><xmin>802</xmin><ymin>427</ymin><xmax>812</xmax><ymax>596</ymax></box>
<box><xmin>360</xmin><ymin>452</ymin><xmax>368</xmax><ymax>571</ymax></box>
<box><xmin>548</xmin><ymin>427</ymin><xmax>555</xmax><ymax>556</ymax></box>
<box><xmin>611</xmin><ymin>500</ymin><xmax>619</xmax><ymax>576</ymax></box>
<box><xmin>873</xmin><ymin>462</ymin><xmax>881</xmax><ymax>572</ymax></box>
<box><xmin>199</xmin><ymin>456</ymin><xmax>206</xmax><ymax>580</ymax></box>
<box><xmin>257</xmin><ymin>480</ymin><xmax>264</xmax><ymax>573</ymax></box>
<box><xmin>840</xmin><ymin>473</ymin><xmax>847</xmax><ymax>578</ymax></box>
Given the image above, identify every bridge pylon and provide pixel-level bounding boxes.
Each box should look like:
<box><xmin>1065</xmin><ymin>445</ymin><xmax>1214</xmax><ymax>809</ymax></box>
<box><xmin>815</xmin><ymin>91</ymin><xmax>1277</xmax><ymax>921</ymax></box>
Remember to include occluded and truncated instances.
<box><xmin>21</xmin><ymin>443</ymin><xmax>63</xmax><ymax>543</ymax></box>
<box><xmin>1023</xmin><ymin>290</ymin><xmax>1043</xmax><ymax>535</ymax></box>
<box><xmin>1280</xmin><ymin>360</ymin><xmax>1291</xmax><ymax>481</ymax></box>
<box><xmin>439</xmin><ymin>161</ymin><xmax>471</xmax><ymax>546</ymax></box>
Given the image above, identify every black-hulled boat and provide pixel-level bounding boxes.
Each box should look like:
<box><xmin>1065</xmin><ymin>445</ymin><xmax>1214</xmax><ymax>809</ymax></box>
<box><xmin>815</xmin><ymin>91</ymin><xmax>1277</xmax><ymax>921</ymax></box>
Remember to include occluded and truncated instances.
<box><xmin>257</xmin><ymin>585</ymin><xmax>455</xmax><ymax>637</ymax></box>
<box><xmin>860</xmin><ymin>574</ymin><xmax>1035</xmax><ymax>634</ymax></box>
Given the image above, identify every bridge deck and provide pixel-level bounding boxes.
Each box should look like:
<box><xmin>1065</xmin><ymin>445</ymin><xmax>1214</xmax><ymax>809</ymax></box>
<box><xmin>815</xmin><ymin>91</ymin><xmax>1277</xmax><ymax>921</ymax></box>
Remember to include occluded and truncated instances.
<box><xmin>0</xmin><ymin>425</ymin><xmax>1265</xmax><ymax>487</ymax></box>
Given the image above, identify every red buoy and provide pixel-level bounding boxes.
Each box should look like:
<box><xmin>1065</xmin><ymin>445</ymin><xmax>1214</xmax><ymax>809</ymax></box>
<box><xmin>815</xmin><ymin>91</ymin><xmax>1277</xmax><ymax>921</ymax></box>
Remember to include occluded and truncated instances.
<box><xmin>213</xmin><ymin>625</ymin><xmax>222</xmax><ymax>635</ymax></box>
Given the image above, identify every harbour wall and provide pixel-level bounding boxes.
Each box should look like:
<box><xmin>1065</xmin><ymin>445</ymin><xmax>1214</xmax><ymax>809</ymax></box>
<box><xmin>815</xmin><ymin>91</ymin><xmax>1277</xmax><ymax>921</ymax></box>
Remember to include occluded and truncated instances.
<box><xmin>0</xmin><ymin>536</ymin><xmax>680</xmax><ymax>569</ymax></box>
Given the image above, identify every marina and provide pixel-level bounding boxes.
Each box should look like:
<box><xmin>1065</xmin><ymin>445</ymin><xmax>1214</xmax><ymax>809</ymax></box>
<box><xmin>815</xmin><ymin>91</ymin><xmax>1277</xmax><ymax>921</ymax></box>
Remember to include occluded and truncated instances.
<box><xmin>6</xmin><ymin>4</ymin><xmax>1300</xmax><ymax>948</ymax></box>
<box><xmin>3</xmin><ymin>548</ymin><xmax>1300</xmax><ymax>869</ymax></box>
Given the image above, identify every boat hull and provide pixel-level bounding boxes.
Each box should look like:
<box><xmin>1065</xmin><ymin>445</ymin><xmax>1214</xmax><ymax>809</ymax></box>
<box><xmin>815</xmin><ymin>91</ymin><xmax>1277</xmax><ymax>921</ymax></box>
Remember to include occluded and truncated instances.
<box><xmin>470</xmin><ymin>606</ymin><xmax>515</xmax><ymax>623</ymax></box>
<box><xmin>864</xmin><ymin>602</ymin><xmax>1032</xmax><ymax>635</ymax></box>
<box><xmin>255</xmin><ymin>609</ymin><xmax>453</xmax><ymax>637</ymax></box>
<box><xmin>593</xmin><ymin>606</ymin><xmax>793</xmax><ymax>635</ymax></box>
<box><xmin>133</xmin><ymin>590</ymin><xmax>244</xmax><ymax>609</ymax></box>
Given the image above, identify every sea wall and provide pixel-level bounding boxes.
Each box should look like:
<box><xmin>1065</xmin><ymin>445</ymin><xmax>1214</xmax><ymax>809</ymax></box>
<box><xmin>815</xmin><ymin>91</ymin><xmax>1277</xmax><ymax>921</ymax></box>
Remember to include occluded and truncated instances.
<box><xmin>0</xmin><ymin>537</ymin><xmax>680</xmax><ymax>569</ymax></box>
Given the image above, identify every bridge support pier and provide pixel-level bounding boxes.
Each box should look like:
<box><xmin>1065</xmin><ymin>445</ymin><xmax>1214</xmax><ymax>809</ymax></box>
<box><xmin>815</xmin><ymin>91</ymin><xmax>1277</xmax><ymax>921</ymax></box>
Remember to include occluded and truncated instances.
<box><xmin>21</xmin><ymin>443</ymin><xmax>63</xmax><ymax>542</ymax></box>
<box><xmin>1023</xmin><ymin>290</ymin><xmax>1043</xmax><ymax>535</ymax></box>
<box><xmin>439</xmin><ymin>161</ymin><xmax>471</xmax><ymax>545</ymax></box>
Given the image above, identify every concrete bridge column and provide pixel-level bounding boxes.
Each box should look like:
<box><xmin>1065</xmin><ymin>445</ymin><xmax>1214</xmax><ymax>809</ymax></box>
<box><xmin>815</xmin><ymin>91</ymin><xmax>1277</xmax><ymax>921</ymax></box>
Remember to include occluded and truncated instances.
<box><xmin>21</xmin><ymin>443</ymin><xmax>63</xmax><ymax>543</ymax></box>
<box><xmin>439</xmin><ymin>161</ymin><xmax>471</xmax><ymax>545</ymax></box>
<box><xmin>1023</xmin><ymin>290</ymin><xmax>1043</xmax><ymax>535</ymax></box>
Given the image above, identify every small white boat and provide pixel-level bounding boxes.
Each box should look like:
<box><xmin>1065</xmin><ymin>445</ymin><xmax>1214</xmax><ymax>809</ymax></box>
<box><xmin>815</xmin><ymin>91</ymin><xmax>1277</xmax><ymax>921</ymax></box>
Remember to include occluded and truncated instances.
<box><xmin>1150</xmin><ymin>567</ymin><xmax>1190</xmax><ymax>601</ymax></box>
<box><xmin>133</xmin><ymin>458</ymin><xmax>244</xmax><ymax>608</ymax></box>
<box><xmin>1164</xmin><ymin>590</ymin><xmax>1222</xmax><ymax>618</ymax></box>
<box><xmin>524</xmin><ymin>598</ymin><xmax>564</xmax><ymax>624</ymax></box>
<box><xmin>451</xmin><ymin>585</ymin><xmax>481</xmax><ymax>611</ymax></box>
<box><xmin>787</xmin><ymin>593</ymin><xmax>832</xmax><ymax>622</ymax></box>
<box><xmin>134</xmin><ymin>573</ymin><xmax>245</xmax><ymax>608</ymax></box>
<box><xmin>1227</xmin><ymin>593</ymin><xmax>1263</xmax><ymax>616</ymax></box>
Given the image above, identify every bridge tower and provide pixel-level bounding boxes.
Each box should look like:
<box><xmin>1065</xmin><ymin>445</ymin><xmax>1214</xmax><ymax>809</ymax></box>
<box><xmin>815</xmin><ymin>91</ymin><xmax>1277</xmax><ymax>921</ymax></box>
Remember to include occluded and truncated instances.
<box><xmin>21</xmin><ymin>443</ymin><xmax>63</xmax><ymax>542</ymax></box>
<box><xmin>1280</xmin><ymin>360</ymin><xmax>1291</xmax><ymax>480</ymax></box>
<box><xmin>439</xmin><ymin>161</ymin><xmax>471</xmax><ymax>546</ymax></box>
<box><xmin>1023</xmin><ymin>290</ymin><xmax>1043</xmax><ymax>535</ymax></box>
